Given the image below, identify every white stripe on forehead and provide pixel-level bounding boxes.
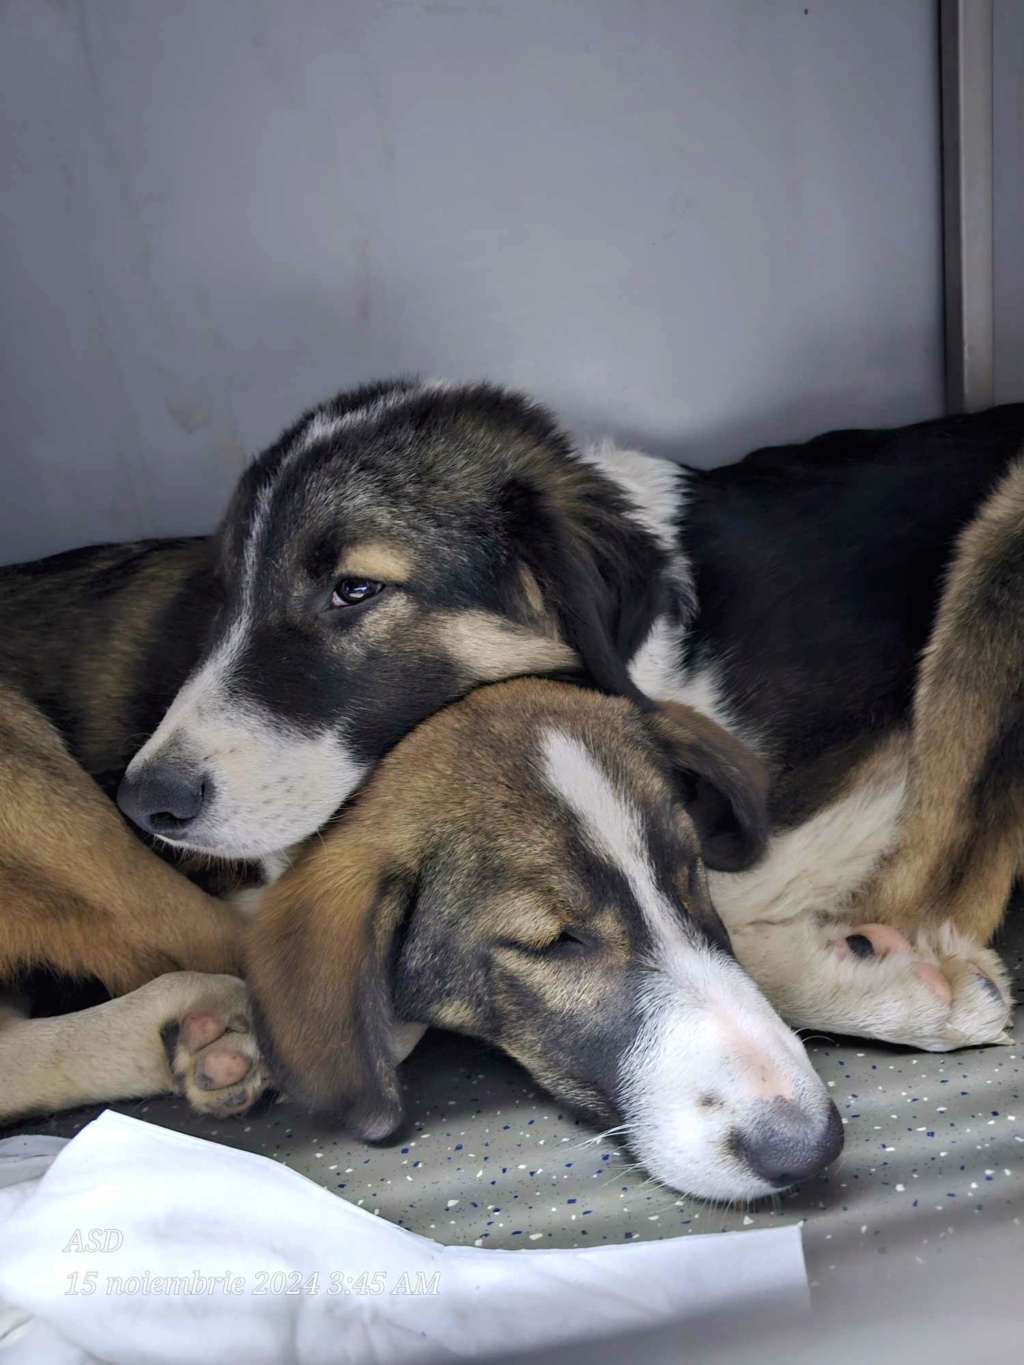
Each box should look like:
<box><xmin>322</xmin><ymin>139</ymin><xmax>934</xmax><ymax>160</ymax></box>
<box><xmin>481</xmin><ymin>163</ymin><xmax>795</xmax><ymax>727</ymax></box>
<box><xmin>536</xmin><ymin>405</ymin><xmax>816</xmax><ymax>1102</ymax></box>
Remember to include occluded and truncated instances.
<box><xmin>541</xmin><ymin>727</ymin><xmax>680</xmax><ymax>948</ymax></box>
<box><xmin>295</xmin><ymin>379</ymin><xmax>457</xmax><ymax>454</ymax></box>
<box><xmin>240</xmin><ymin>379</ymin><xmax>455</xmax><ymax>604</ymax></box>
<box><xmin>241</xmin><ymin>480</ymin><xmax>275</xmax><ymax>611</ymax></box>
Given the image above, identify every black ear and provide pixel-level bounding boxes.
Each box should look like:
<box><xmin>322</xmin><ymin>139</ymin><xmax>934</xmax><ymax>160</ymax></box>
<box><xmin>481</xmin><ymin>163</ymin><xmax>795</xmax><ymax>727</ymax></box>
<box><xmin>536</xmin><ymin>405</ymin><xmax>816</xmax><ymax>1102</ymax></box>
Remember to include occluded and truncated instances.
<box><xmin>247</xmin><ymin>839</ymin><xmax>416</xmax><ymax>1141</ymax></box>
<box><xmin>500</xmin><ymin>473</ymin><xmax>672</xmax><ymax>712</ymax></box>
<box><xmin>644</xmin><ymin>702</ymin><xmax>770</xmax><ymax>872</ymax></box>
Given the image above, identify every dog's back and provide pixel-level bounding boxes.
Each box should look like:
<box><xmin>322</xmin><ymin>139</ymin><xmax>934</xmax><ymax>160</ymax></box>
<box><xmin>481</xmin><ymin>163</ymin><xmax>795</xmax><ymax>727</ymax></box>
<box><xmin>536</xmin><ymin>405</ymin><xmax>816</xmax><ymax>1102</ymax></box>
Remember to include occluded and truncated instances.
<box><xmin>0</xmin><ymin>538</ymin><xmax>215</xmax><ymax>791</ymax></box>
<box><xmin>686</xmin><ymin>403</ymin><xmax>1024</xmax><ymax>795</ymax></box>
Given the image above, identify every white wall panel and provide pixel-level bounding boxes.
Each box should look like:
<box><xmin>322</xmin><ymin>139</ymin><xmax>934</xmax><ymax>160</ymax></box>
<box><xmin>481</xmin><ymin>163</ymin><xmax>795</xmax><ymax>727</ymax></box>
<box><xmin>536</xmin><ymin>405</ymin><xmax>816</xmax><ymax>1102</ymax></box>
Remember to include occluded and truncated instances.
<box><xmin>0</xmin><ymin>0</ymin><xmax>943</xmax><ymax>563</ymax></box>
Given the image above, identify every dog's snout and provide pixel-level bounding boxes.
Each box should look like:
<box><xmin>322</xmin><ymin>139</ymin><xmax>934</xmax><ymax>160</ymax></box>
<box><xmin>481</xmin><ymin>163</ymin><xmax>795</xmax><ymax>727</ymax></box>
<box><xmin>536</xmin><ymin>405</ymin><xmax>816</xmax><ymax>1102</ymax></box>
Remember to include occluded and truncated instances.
<box><xmin>117</xmin><ymin>763</ymin><xmax>209</xmax><ymax>839</ymax></box>
<box><xmin>733</xmin><ymin>1097</ymin><xmax>844</xmax><ymax>1188</ymax></box>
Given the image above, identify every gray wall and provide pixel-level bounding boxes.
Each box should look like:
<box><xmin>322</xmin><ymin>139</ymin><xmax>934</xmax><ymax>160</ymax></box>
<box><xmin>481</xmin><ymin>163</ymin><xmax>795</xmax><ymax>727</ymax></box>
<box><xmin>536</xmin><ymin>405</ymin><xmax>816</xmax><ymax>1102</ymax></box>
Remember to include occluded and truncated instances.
<box><xmin>0</xmin><ymin>0</ymin><xmax>944</xmax><ymax>565</ymax></box>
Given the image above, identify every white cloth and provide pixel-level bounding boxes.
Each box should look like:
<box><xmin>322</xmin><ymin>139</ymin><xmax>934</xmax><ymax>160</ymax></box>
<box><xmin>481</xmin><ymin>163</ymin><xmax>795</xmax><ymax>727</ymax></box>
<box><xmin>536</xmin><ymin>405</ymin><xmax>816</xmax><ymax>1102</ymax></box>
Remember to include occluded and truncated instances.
<box><xmin>0</xmin><ymin>1111</ymin><xmax>808</xmax><ymax>1365</ymax></box>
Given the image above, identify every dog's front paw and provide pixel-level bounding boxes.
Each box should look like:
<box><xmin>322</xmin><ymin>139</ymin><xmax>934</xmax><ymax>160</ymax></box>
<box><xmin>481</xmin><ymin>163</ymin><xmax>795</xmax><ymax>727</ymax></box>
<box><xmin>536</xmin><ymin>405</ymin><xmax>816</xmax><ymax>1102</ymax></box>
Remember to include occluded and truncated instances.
<box><xmin>161</xmin><ymin>975</ymin><xmax>269</xmax><ymax>1116</ymax></box>
<box><xmin>830</xmin><ymin>921</ymin><xmax>1013</xmax><ymax>1050</ymax></box>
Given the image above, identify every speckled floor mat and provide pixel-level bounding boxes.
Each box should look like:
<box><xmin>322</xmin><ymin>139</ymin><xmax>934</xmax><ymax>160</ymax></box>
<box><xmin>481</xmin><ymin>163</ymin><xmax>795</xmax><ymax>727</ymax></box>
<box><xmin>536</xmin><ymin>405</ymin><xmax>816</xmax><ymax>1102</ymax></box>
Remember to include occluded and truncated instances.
<box><xmin>8</xmin><ymin>917</ymin><xmax>1023</xmax><ymax>1309</ymax></box>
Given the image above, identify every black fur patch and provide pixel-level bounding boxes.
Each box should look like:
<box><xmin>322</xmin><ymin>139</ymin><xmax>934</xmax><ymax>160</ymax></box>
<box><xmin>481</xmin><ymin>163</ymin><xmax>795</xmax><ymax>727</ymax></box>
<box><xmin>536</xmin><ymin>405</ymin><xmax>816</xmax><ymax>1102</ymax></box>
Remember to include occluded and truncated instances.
<box><xmin>685</xmin><ymin>405</ymin><xmax>1024</xmax><ymax>790</ymax></box>
<box><xmin>499</xmin><ymin>476</ymin><xmax>668</xmax><ymax>711</ymax></box>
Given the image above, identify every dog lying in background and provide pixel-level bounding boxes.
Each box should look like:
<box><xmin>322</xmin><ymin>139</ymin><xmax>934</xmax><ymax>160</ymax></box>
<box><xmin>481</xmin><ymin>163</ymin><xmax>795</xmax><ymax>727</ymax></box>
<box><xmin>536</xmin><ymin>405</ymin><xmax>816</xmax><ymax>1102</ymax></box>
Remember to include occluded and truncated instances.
<box><xmin>0</xmin><ymin>381</ymin><xmax>1020</xmax><ymax>1145</ymax></box>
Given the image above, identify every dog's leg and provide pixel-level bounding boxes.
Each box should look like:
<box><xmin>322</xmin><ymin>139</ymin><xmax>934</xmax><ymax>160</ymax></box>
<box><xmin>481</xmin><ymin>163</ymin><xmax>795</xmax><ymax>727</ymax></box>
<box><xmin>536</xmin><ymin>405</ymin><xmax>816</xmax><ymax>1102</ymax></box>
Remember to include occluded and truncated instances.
<box><xmin>722</xmin><ymin>461</ymin><xmax>1024</xmax><ymax>1049</ymax></box>
<box><xmin>0</xmin><ymin>972</ymin><xmax>268</xmax><ymax>1123</ymax></box>
<box><xmin>863</xmin><ymin>457</ymin><xmax>1024</xmax><ymax>948</ymax></box>
<box><xmin>0</xmin><ymin>686</ymin><xmax>245</xmax><ymax>995</ymax></box>
<box><xmin>771</xmin><ymin>455</ymin><xmax>1024</xmax><ymax>1044</ymax></box>
<box><xmin>728</xmin><ymin>915</ymin><xmax>1011</xmax><ymax>1051</ymax></box>
<box><xmin>712</xmin><ymin>730</ymin><xmax>1013</xmax><ymax>1048</ymax></box>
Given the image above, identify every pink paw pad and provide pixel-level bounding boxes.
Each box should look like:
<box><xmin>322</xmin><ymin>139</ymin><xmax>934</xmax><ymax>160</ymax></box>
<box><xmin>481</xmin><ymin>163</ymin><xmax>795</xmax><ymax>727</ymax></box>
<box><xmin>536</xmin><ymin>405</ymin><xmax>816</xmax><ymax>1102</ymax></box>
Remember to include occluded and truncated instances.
<box><xmin>835</xmin><ymin>923</ymin><xmax>954</xmax><ymax>1004</ymax></box>
<box><xmin>180</xmin><ymin>1011</ymin><xmax>227</xmax><ymax>1051</ymax></box>
<box><xmin>194</xmin><ymin>1049</ymin><xmax>251</xmax><ymax>1091</ymax></box>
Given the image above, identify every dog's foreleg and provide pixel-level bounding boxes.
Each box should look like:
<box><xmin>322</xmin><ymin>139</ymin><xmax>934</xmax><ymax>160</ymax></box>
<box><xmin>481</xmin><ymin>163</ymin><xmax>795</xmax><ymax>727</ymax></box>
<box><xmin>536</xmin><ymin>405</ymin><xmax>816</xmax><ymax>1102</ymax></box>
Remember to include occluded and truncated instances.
<box><xmin>0</xmin><ymin>684</ymin><xmax>247</xmax><ymax>995</ymax></box>
<box><xmin>865</xmin><ymin>457</ymin><xmax>1024</xmax><ymax>944</ymax></box>
<box><xmin>728</xmin><ymin>914</ymin><xmax>1012</xmax><ymax>1051</ymax></box>
<box><xmin>0</xmin><ymin>973</ymin><xmax>269</xmax><ymax>1124</ymax></box>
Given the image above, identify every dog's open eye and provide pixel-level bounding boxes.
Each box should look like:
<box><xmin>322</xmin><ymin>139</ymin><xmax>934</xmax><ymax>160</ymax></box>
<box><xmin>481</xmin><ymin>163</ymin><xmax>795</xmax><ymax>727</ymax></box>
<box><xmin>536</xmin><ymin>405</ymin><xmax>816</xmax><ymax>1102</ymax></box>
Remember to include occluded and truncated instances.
<box><xmin>330</xmin><ymin>578</ymin><xmax>385</xmax><ymax>608</ymax></box>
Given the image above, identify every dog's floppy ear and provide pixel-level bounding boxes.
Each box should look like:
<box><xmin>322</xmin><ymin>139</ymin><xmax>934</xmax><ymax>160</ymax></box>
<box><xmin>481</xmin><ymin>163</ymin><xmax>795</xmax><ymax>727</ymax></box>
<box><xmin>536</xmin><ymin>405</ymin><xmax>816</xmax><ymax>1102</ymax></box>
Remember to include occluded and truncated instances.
<box><xmin>643</xmin><ymin>702</ymin><xmax>770</xmax><ymax>872</ymax></box>
<box><xmin>501</xmin><ymin>473</ymin><xmax>672</xmax><ymax>712</ymax></box>
<box><xmin>246</xmin><ymin>826</ymin><xmax>417</xmax><ymax>1141</ymax></box>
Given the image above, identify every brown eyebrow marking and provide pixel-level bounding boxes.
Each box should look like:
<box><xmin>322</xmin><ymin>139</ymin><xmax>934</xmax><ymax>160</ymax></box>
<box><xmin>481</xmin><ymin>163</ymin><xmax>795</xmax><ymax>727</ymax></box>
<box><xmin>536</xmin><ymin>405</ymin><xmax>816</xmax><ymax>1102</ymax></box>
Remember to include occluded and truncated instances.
<box><xmin>336</xmin><ymin>541</ymin><xmax>413</xmax><ymax>582</ymax></box>
<box><xmin>437</xmin><ymin>610</ymin><xmax>577</xmax><ymax>681</ymax></box>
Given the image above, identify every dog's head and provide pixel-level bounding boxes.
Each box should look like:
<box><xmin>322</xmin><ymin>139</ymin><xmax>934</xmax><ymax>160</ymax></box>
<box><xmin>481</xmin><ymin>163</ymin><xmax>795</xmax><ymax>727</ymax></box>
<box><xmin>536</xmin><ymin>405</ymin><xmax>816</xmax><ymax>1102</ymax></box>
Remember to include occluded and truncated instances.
<box><xmin>247</xmin><ymin>680</ymin><xmax>841</xmax><ymax>1202</ymax></box>
<box><xmin>117</xmin><ymin>380</ymin><xmax>673</xmax><ymax>858</ymax></box>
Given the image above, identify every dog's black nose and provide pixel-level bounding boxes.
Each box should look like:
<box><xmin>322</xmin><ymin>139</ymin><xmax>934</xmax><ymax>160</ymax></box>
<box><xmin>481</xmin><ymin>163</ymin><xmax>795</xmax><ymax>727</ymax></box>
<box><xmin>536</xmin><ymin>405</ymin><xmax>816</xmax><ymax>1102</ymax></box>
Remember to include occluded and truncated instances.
<box><xmin>117</xmin><ymin>764</ymin><xmax>208</xmax><ymax>838</ymax></box>
<box><xmin>735</xmin><ymin>1097</ymin><xmax>844</xmax><ymax>1188</ymax></box>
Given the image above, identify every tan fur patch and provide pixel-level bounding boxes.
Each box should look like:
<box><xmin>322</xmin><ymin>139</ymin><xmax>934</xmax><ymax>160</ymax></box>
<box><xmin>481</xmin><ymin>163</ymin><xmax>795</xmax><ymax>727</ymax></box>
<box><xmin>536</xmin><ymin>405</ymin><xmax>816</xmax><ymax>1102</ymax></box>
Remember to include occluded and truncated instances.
<box><xmin>437</xmin><ymin>609</ymin><xmax>577</xmax><ymax>682</ymax></box>
<box><xmin>428</xmin><ymin>998</ymin><xmax>479</xmax><ymax>1032</ymax></box>
<box><xmin>336</xmin><ymin>540</ymin><xmax>413</xmax><ymax>583</ymax></box>
<box><xmin>0</xmin><ymin>683</ymin><xmax>245</xmax><ymax>995</ymax></box>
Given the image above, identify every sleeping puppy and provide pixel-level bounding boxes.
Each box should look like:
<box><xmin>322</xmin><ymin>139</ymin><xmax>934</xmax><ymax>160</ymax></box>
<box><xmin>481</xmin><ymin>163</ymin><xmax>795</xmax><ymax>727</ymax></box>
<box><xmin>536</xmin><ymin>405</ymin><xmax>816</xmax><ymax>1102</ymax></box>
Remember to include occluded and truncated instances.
<box><xmin>247</xmin><ymin>678</ymin><xmax>842</xmax><ymax>1202</ymax></box>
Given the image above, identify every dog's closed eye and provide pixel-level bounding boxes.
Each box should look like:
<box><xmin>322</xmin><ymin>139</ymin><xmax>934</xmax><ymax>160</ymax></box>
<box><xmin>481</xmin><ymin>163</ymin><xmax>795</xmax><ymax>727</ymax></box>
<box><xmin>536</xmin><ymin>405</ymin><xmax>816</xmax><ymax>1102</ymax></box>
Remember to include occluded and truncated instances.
<box><xmin>498</xmin><ymin>928</ymin><xmax>590</xmax><ymax>956</ymax></box>
<box><xmin>548</xmin><ymin>928</ymin><xmax>588</xmax><ymax>951</ymax></box>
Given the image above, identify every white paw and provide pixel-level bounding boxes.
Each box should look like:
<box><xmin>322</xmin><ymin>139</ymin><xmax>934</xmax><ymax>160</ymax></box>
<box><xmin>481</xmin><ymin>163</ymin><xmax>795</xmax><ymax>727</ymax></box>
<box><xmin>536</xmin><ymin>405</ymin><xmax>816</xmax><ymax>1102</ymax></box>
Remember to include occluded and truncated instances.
<box><xmin>161</xmin><ymin>976</ymin><xmax>269</xmax><ymax>1116</ymax></box>
<box><xmin>823</xmin><ymin>921</ymin><xmax>1014</xmax><ymax>1050</ymax></box>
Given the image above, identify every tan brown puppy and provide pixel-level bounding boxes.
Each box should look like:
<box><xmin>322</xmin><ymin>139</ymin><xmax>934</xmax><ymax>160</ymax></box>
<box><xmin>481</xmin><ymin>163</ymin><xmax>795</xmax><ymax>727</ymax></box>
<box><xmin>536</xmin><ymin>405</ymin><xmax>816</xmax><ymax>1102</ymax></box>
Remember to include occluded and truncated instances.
<box><xmin>247</xmin><ymin>679</ymin><xmax>841</xmax><ymax>1203</ymax></box>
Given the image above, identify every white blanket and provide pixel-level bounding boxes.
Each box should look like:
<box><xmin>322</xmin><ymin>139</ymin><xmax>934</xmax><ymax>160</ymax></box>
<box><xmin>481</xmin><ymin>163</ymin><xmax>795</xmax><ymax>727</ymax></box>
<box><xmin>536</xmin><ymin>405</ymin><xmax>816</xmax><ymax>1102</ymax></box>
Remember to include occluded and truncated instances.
<box><xmin>0</xmin><ymin>1111</ymin><xmax>808</xmax><ymax>1364</ymax></box>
